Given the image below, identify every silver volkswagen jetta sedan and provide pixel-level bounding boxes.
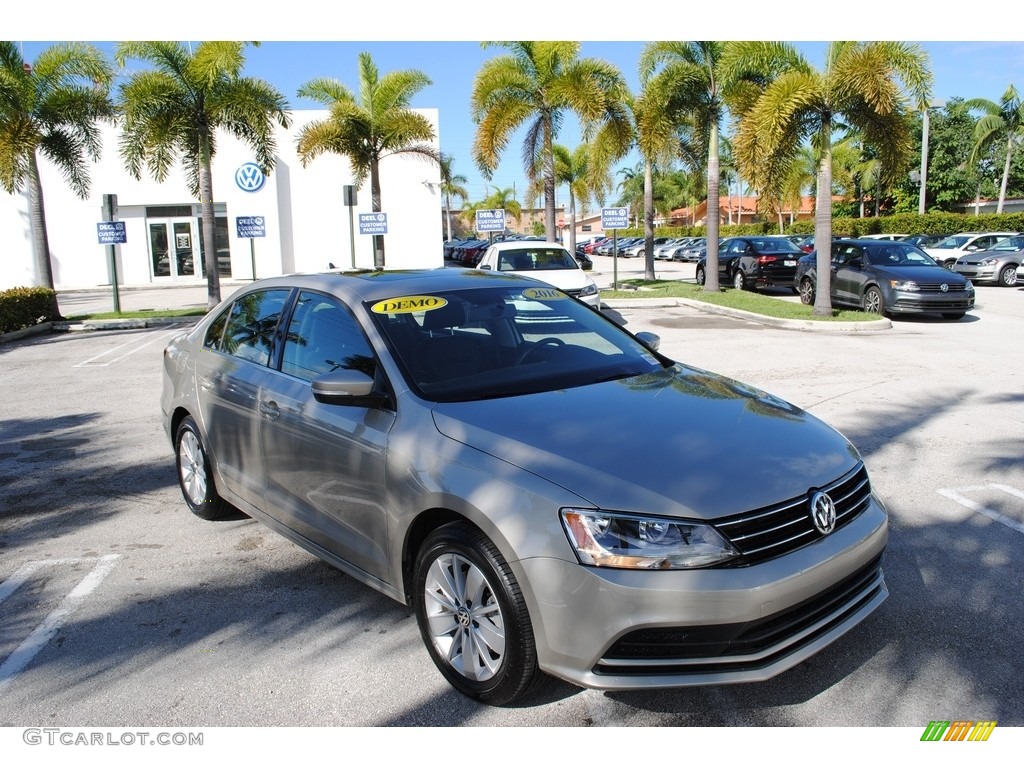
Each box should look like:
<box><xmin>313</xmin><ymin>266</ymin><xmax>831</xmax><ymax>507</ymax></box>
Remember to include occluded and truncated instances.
<box><xmin>161</xmin><ymin>268</ymin><xmax>888</xmax><ymax>705</ymax></box>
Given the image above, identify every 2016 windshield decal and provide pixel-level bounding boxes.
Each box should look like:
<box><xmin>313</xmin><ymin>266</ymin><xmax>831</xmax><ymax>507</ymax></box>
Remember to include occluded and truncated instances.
<box><xmin>370</xmin><ymin>296</ymin><xmax>449</xmax><ymax>314</ymax></box>
<box><xmin>522</xmin><ymin>288</ymin><xmax>565</xmax><ymax>300</ymax></box>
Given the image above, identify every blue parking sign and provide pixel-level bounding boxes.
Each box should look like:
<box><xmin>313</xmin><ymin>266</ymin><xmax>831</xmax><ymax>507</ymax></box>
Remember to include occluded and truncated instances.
<box><xmin>601</xmin><ymin>207</ymin><xmax>629</xmax><ymax>230</ymax></box>
<box><xmin>97</xmin><ymin>221</ymin><xmax>127</xmax><ymax>244</ymax></box>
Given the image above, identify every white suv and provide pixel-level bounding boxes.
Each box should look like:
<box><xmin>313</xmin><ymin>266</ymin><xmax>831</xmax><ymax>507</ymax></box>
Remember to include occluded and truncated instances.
<box><xmin>924</xmin><ymin>232</ymin><xmax>1019</xmax><ymax>268</ymax></box>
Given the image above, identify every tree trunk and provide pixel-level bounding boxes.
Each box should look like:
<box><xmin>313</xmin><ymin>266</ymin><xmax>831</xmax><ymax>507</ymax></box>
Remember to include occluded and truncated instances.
<box><xmin>543</xmin><ymin>115</ymin><xmax>556</xmax><ymax>242</ymax></box>
<box><xmin>27</xmin><ymin>151</ymin><xmax>61</xmax><ymax>318</ymax></box>
<box><xmin>568</xmin><ymin>190</ymin><xmax>577</xmax><ymax>255</ymax></box>
<box><xmin>371</xmin><ymin>155</ymin><xmax>385</xmax><ymax>268</ymax></box>
<box><xmin>998</xmin><ymin>135</ymin><xmax>1012</xmax><ymax>214</ymax></box>
<box><xmin>643</xmin><ymin>161</ymin><xmax>655</xmax><ymax>280</ymax></box>
<box><xmin>444</xmin><ymin>192</ymin><xmax>452</xmax><ymax>241</ymax></box>
<box><xmin>705</xmin><ymin>122</ymin><xmax>721</xmax><ymax>292</ymax></box>
<box><xmin>812</xmin><ymin>130</ymin><xmax>834</xmax><ymax>317</ymax></box>
<box><xmin>198</xmin><ymin>132</ymin><xmax>221</xmax><ymax>310</ymax></box>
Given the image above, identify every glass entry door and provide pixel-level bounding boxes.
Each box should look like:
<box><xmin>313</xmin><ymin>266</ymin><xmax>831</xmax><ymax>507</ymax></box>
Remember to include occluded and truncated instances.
<box><xmin>149</xmin><ymin>218</ymin><xmax>200</xmax><ymax>279</ymax></box>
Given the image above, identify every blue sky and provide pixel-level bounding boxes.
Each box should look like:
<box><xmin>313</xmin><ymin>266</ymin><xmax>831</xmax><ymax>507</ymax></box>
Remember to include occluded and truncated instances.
<box><xmin>13</xmin><ymin>3</ymin><xmax>1024</xmax><ymax>209</ymax></box>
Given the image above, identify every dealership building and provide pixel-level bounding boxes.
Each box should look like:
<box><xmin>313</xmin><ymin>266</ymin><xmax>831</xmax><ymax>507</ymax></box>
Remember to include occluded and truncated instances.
<box><xmin>1</xmin><ymin>110</ymin><xmax>443</xmax><ymax>292</ymax></box>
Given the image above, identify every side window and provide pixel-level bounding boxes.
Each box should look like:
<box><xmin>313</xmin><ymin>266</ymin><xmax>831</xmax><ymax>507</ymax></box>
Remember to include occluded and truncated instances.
<box><xmin>280</xmin><ymin>292</ymin><xmax>377</xmax><ymax>382</ymax></box>
<box><xmin>220</xmin><ymin>289</ymin><xmax>290</xmax><ymax>366</ymax></box>
<box><xmin>203</xmin><ymin>307</ymin><xmax>229</xmax><ymax>350</ymax></box>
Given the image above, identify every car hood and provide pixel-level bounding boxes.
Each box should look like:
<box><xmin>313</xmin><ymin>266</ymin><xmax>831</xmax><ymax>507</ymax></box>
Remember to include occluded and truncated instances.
<box><xmin>509</xmin><ymin>268</ymin><xmax>594</xmax><ymax>292</ymax></box>
<box><xmin>871</xmin><ymin>264</ymin><xmax>971</xmax><ymax>285</ymax></box>
<box><xmin>431</xmin><ymin>365</ymin><xmax>860</xmax><ymax>520</ymax></box>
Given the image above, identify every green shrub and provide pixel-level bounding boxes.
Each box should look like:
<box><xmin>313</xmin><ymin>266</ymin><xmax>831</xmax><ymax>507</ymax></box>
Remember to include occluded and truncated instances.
<box><xmin>0</xmin><ymin>286</ymin><xmax>60</xmax><ymax>334</ymax></box>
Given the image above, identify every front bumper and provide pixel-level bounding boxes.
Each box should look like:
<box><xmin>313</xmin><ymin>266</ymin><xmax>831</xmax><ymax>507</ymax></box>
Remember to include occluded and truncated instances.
<box><xmin>886</xmin><ymin>288</ymin><xmax>975</xmax><ymax>314</ymax></box>
<box><xmin>516</xmin><ymin>494</ymin><xmax>888</xmax><ymax>691</ymax></box>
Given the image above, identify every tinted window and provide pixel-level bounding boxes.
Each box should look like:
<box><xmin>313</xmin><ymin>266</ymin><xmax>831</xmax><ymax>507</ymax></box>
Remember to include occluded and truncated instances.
<box><xmin>280</xmin><ymin>292</ymin><xmax>376</xmax><ymax>381</ymax></box>
<box><xmin>497</xmin><ymin>247</ymin><xmax>577</xmax><ymax>272</ymax></box>
<box><xmin>217</xmin><ymin>289</ymin><xmax>291</xmax><ymax>366</ymax></box>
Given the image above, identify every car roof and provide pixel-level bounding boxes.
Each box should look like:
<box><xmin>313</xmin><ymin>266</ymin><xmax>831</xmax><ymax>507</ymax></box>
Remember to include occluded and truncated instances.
<box><xmin>220</xmin><ymin>267</ymin><xmax>551</xmax><ymax>307</ymax></box>
<box><xmin>484</xmin><ymin>240</ymin><xmax>570</xmax><ymax>252</ymax></box>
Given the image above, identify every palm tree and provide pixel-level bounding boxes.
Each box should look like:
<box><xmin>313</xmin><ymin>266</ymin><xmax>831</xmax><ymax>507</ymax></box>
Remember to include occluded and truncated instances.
<box><xmin>471</xmin><ymin>41</ymin><xmax>631</xmax><ymax>242</ymax></box>
<box><xmin>614</xmin><ymin>162</ymin><xmax>645</xmax><ymax>225</ymax></box>
<box><xmin>296</xmin><ymin>51</ymin><xmax>439</xmax><ymax>269</ymax></box>
<box><xmin>439</xmin><ymin>153</ymin><xmax>468</xmax><ymax>241</ymax></box>
<box><xmin>536</xmin><ymin>143</ymin><xmax>607</xmax><ymax>253</ymax></box>
<box><xmin>965</xmin><ymin>85</ymin><xmax>1024</xmax><ymax>214</ymax></box>
<box><xmin>0</xmin><ymin>42</ymin><xmax>114</xmax><ymax>308</ymax></box>
<box><xmin>639</xmin><ymin>42</ymin><xmax>735</xmax><ymax>291</ymax></box>
<box><xmin>723</xmin><ymin>41</ymin><xmax>931</xmax><ymax>315</ymax></box>
<box><xmin>116</xmin><ymin>41</ymin><xmax>290</xmax><ymax>309</ymax></box>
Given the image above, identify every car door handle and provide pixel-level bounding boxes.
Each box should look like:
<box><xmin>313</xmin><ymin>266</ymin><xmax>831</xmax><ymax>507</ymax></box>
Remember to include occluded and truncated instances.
<box><xmin>259</xmin><ymin>400</ymin><xmax>280</xmax><ymax>421</ymax></box>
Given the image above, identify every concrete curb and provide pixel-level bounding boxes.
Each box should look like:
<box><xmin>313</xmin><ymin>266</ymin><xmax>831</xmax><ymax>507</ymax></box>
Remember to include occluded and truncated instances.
<box><xmin>1</xmin><ymin>316</ymin><xmax>198</xmax><ymax>343</ymax></box>
<box><xmin>602</xmin><ymin>297</ymin><xmax>892</xmax><ymax>332</ymax></box>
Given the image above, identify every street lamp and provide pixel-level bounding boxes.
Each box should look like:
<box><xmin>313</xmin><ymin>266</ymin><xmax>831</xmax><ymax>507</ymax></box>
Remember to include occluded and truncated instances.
<box><xmin>918</xmin><ymin>99</ymin><xmax>946</xmax><ymax>215</ymax></box>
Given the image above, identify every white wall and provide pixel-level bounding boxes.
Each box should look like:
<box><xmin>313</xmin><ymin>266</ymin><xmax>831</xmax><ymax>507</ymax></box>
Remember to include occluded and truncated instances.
<box><xmin>1</xmin><ymin>109</ymin><xmax>443</xmax><ymax>291</ymax></box>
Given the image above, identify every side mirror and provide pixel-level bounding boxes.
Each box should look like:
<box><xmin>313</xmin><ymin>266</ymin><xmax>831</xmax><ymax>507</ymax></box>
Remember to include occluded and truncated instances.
<box><xmin>634</xmin><ymin>331</ymin><xmax>661</xmax><ymax>352</ymax></box>
<box><xmin>311</xmin><ymin>370</ymin><xmax>386</xmax><ymax>407</ymax></box>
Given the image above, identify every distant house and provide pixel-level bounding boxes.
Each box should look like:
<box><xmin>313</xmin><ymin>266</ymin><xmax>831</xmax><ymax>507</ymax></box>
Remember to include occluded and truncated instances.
<box><xmin>667</xmin><ymin>195</ymin><xmax>823</xmax><ymax>227</ymax></box>
<box><xmin>956</xmin><ymin>198</ymin><xmax>1024</xmax><ymax>215</ymax></box>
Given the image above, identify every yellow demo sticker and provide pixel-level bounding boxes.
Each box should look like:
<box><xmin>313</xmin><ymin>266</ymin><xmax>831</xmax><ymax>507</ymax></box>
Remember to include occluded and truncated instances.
<box><xmin>370</xmin><ymin>295</ymin><xmax>449</xmax><ymax>314</ymax></box>
<box><xmin>522</xmin><ymin>287</ymin><xmax>566</xmax><ymax>301</ymax></box>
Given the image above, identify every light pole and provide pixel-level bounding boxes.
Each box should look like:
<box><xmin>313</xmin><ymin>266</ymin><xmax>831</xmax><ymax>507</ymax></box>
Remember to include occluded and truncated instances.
<box><xmin>918</xmin><ymin>99</ymin><xmax>946</xmax><ymax>215</ymax></box>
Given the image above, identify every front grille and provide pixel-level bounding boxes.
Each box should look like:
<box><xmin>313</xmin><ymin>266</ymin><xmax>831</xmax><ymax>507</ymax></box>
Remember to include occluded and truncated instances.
<box><xmin>713</xmin><ymin>464</ymin><xmax>871</xmax><ymax>566</ymax></box>
<box><xmin>916</xmin><ymin>283</ymin><xmax>971</xmax><ymax>292</ymax></box>
<box><xmin>893</xmin><ymin>297</ymin><xmax>974</xmax><ymax>311</ymax></box>
<box><xmin>596</xmin><ymin>556</ymin><xmax>884</xmax><ymax>675</ymax></box>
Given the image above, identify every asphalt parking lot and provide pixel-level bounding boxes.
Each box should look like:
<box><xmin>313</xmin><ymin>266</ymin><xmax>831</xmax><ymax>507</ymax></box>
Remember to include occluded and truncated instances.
<box><xmin>1</xmin><ymin>274</ymin><xmax>1022</xmax><ymax>731</ymax></box>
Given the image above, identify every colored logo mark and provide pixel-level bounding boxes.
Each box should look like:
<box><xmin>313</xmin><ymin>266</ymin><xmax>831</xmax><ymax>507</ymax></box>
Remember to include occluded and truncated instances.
<box><xmin>920</xmin><ymin>720</ymin><xmax>997</xmax><ymax>741</ymax></box>
<box><xmin>235</xmin><ymin>163</ymin><xmax>266</xmax><ymax>192</ymax></box>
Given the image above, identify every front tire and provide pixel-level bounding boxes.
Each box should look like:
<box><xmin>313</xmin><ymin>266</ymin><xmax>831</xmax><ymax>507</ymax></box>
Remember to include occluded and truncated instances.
<box><xmin>863</xmin><ymin>286</ymin><xmax>886</xmax><ymax>316</ymax></box>
<box><xmin>999</xmin><ymin>264</ymin><xmax>1018</xmax><ymax>286</ymax></box>
<box><xmin>175</xmin><ymin>416</ymin><xmax>232</xmax><ymax>520</ymax></box>
<box><xmin>413</xmin><ymin>523</ymin><xmax>544</xmax><ymax>706</ymax></box>
<box><xmin>695</xmin><ymin>265</ymin><xmax>706</xmax><ymax>286</ymax></box>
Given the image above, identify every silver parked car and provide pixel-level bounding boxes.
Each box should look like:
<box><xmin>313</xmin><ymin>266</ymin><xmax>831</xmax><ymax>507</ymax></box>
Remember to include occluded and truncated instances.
<box><xmin>161</xmin><ymin>268</ymin><xmax>889</xmax><ymax>705</ymax></box>
<box><xmin>951</xmin><ymin>234</ymin><xmax>1024</xmax><ymax>286</ymax></box>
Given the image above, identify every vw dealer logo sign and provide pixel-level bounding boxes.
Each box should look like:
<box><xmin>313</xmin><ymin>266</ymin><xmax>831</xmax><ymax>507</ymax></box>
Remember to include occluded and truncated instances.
<box><xmin>235</xmin><ymin>163</ymin><xmax>266</xmax><ymax>193</ymax></box>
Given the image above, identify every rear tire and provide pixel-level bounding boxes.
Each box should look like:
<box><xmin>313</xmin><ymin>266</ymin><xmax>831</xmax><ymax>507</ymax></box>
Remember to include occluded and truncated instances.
<box><xmin>175</xmin><ymin>416</ymin><xmax>232</xmax><ymax>521</ymax></box>
<box><xmin>733</xmin><ymin>270</ymin><xmax>747</xmax><ymax>291</ymax></box>
<box><xmin>799</xmin><ymin>278</ymin><xmax>815</xmax><ymax>305</ymax></box>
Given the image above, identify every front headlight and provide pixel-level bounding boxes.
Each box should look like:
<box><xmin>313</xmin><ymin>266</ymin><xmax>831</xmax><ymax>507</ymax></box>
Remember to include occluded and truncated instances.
<box><xmin>890</xmin><ymin>279</ymin><xmax>919</xmax><ymax>291</ymax></box>
<box><xmin>560</xmin><ymin>508</ymin><xmax>739</xmax><ymax>569</ymax></box>
<box><xmin>578</xmin><ymin>282</ymin><xmax>598</xmax><ymax>297</ymax></box>
<box><xmin>980</xmin><ymin>257</ymin><xmax>998</xmax><ymax>266</ymax></box>
<box><xmin>965</xmin><ymin>279</ymin><xmax>974</xmax><ymax>290</ymax></box>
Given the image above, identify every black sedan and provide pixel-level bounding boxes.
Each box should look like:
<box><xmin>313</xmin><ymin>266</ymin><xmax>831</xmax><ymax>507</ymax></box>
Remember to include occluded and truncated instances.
<box><xmin>795</xmin><ymin>239</ymin><xmax>976</xmax><ymax>320</ymax></box>
<box><xmin>695</xmin><ymin>236</ymin><xmax>804</xmax><ymax>292</ymax></box>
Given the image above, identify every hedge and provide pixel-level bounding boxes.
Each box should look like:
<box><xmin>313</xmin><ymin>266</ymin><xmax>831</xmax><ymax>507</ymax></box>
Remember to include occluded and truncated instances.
<box><xmin>0</xmin><ymin>286</ymin><xmax>60</xmax><ymax>335</ymax></box>
<box><xmin>621</xmin><ymin>212</ymin><xmax>1024</xmax><ymax>240</ymax></box>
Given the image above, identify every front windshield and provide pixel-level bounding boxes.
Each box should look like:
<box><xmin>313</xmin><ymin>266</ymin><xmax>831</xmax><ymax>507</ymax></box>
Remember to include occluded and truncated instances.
<box><xmin>496</xmin><ymin>246</ymin><xmax>577</xmax><ymax>272</ymax></box>
<box><xmin>991</xmin><ymin>236</ymin><xmax>1024</xmax><ymax>251</ymax></box>
<box><xmin>932</xmin><ymin>235</ymin><xmax>972</xmax><ymax>249</ymax></box>
<box><xmin>368</xmin><ymin>286</ymin><xmax>668</xmax><ymax>402</ymax></box>
<box><xmin>866</xmin><ymin>243</ymin><xmax>939</xmax><ymax>267</ymax></box>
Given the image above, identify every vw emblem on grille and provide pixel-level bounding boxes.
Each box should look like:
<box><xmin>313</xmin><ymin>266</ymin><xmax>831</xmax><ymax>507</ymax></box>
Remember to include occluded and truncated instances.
<box><xmin>809</xmin><ymin>491</ymin><xmax>837</xmax><ymax>535</ymax></box>
<box><xmin>940</xmin><ymin>283</ymin><xmax>949</xmax><ymax>292</ymax></box>
<box><xmin>235</xmin><ymin>162</ymin><xmax>266</xmax><ymax>193</ymax></box>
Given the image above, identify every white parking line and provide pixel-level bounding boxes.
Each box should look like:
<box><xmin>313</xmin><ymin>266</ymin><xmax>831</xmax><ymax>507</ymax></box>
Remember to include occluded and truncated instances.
<box><xmin>936</xmin><ymin>485</ymin><xmax>1024</xmax><ymax>535</ymax></box>
<box><xmin>73</xmin><ymin>326</ymin><xmax>184</xmax><ymax>368</ymax></box>
<box><xmin>0</xmin><ymin>555</ymin><xmax>121</xmax><ymax>695</ymax></box>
